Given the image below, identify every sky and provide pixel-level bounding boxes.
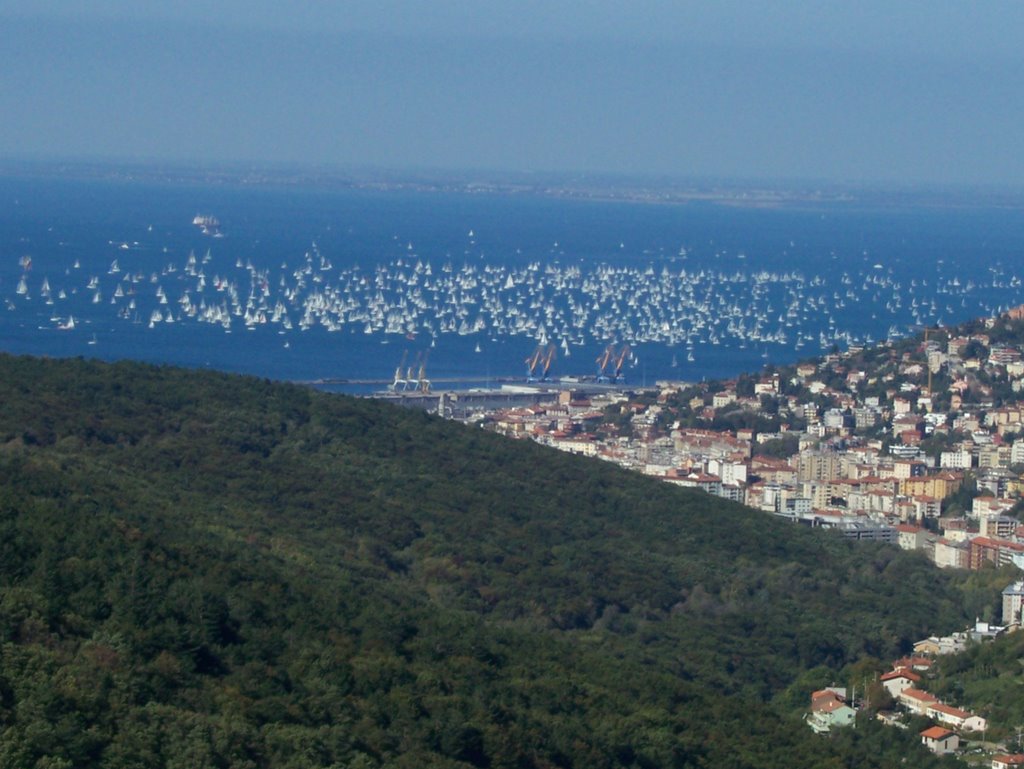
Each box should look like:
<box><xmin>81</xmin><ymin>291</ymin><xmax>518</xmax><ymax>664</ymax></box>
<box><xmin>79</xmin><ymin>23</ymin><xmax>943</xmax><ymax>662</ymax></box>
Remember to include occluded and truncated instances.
<box><xmin>2</xmin><ymin>1</ymin><xmax>1023</xmax><ymax>186</ymax></box>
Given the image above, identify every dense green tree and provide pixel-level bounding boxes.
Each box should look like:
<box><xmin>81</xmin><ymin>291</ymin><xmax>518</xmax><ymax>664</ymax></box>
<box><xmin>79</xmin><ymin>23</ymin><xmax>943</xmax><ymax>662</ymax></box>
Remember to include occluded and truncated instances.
<box><xmin>0</xmin><ymin>354</ymin><xmax>986</xmax><ymax>768</ymax></box>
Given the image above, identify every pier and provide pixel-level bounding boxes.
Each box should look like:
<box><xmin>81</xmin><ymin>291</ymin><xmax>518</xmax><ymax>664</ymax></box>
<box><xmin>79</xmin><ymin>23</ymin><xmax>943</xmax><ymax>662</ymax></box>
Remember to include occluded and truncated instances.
<box><xmin>313</xmin><ymin>379</ymin><xmax>645</xmax><ymax>418</ymax></box>
<box><xmin>299</xmin><ymin>375</ymin><xmax>524</xmax><ymax>387</ymax></box>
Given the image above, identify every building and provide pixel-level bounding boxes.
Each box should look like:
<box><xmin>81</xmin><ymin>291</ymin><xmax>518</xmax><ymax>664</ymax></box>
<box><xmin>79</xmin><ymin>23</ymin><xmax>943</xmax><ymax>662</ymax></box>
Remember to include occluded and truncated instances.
<box><xmin>933</xmin><ymin>538</ymin><xmax>968</xmax><ymax>568</ymax></box>
<box><xmin>980</xmin><ymin>515</ymin><xmax>1019</xmax><ymax>540</ymax></box>
<box><xmin>912</xmin><ymin>495</ymin><xmax>942</xmax><ymax>519</ymax></box>
<box><xmin>895</xmin><ymin>524</ymin><xmax>928</xmax><ymax>551</ymax></box>
<box><xmin>880</xmin><ymin>668</ymin><xmax>920</xmax><ymax>698</ymax></box>
<box><xmin>973</xmin><ymin>497</ymin><xmax>1017</xmax><ymax>517</ymax></box>
<box><xmin>912</xmin><ymin>633</ymin><xmax>968</xmax><ymax>656</ymax></box>
<box><xmin>899</xmin><ymin>687</ymin><xmax>939</xmax><ymax>714</ymax></box>
<box><xmin>970</xmin><ymin>537</ymin><xmax>1024</xmax><ymax>570</ymax></box>
<box><xmin>900</xmin><ymin>472</ymin><xmax>963</xmax><ymax>500</ymax></box>
<box><xmin>893</xmin><ymin>655</ymin><xmax>933</xmax><ymax>673</ymax></box>
<box><xmin>992</xmin><ymin>755</ymin><xmax>1024</xmax><ymax>769</ymax></box>
<box><xmin>798</xmin><ymin>514</ymin><xmax>898</xmax><ymax>544</ymax></box>
<box><xmin>1003</xmin><ymin>580</ymin><xmax>1024</xmax><ymax>626</ymax></box>
<box><xmin>806</xmin><ymin>689</ymin><xmax>857</xmax><ymax>734</ymax></box>
<box><xmin>921</xmin><ymin>726</ymin><xmax>959</xmax><ymax>755</ymax></box>
<box><xmin>798</xmin><ymin>451</ymin><xmax>842</xmax><ymax>482</ymax></box>
<box><xmin>838</xmin><ymin>519</ymin><xmax>898</xmax><ymax>543</ymax></box>
<box><xmin>926</xmin><ymin>703</ymin><xmax>988</xmax><ymax>732</ymax></box>
<box><xmin>940</xmin><ymin>449</ymin><xmax>973</xmax><ymax>469</ymax></box>
<box><xmin>707</xmin><ymin>457</ymin><xmax>748</xmax><ymax>486</ymax></box>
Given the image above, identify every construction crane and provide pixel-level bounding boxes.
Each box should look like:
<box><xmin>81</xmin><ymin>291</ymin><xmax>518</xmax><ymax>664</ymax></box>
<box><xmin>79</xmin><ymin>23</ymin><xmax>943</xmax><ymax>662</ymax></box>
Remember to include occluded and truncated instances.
<box><xmin>390</xmin><ymin>350</ymin><xmax>409</xmax><ymax>391</ymax></box>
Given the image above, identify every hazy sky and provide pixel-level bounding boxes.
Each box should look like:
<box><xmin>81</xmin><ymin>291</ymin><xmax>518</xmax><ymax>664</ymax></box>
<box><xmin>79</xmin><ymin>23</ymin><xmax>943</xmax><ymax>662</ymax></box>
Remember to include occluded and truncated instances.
<box><xmin>2</xmin><ymin>1</ymin><xmax>1022</xmax><ymax>186</ymax></box>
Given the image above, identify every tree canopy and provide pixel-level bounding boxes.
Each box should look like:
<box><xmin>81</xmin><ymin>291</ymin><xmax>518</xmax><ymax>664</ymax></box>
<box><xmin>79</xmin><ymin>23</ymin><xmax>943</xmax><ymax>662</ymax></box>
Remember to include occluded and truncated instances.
<box><xmin>0</xmin><ymin>354</ymin><xmax>988</xmax><ymax>768</ymax></box>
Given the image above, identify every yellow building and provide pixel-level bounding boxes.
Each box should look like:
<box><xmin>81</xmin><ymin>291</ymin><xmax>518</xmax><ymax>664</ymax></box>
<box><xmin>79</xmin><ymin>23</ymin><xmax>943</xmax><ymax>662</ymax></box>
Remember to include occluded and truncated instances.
<box><xmin>900</xmin><ymin>472</ymin><xmax>963</xmax><ymax>500</ymax></box>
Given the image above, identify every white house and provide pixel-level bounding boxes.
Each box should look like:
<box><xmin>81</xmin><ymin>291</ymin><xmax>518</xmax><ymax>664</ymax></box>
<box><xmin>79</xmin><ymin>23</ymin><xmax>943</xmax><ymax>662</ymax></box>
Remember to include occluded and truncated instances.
<box><xmin>880</xmin><ymin>668</ymin><xmax>920</xmax><ymax>698</ymax></box>
<box><xmin>899</xmin><ymin>687</ymin><xmax>938</xmax><ymax>715</ymax></box>
<box><xmin>927</xmin><ymin>703</ymin><xmax>987</xmax><ymax>732</ymax></box>
<box><xmin>921</xmin><ymin>726</ymin><xmax>959</xmax><ymax>755</ymax></box>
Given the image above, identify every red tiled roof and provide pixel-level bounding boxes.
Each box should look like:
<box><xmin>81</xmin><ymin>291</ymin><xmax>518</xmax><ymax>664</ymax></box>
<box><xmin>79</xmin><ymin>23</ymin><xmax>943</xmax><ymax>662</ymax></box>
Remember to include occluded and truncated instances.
<box><xmin>813</xmin><ymin>698</ymin><xmax>849</xmax><ymax>713</ymax></box>
<box><xmin>992</xmin><ymin>755</ymin><xmax>1024</xmax><ymax>766</ymax></box>
<box><xmin>929</xmin><ymin>703</ymin><xmax>972</xmax><ymax>719</ymax></box>
<box><xmin>902</xmin><ymin>688</ymin><xmax>938</xmax><ymax>703</ymax></box>
<box><xmin>972</xmin><ymin>537</ymin><xmax>1024</xmax><ymax>552</ymax></box>
<box><xmin>881</xmin><ymin>668</ymin><xmax>920</xmax><ymax>683</ymax></box>
<box><xmin>920</xmin><ymin>726</ymin><xmax>955</xmax><ymax>740</ymax></box>
<box><xmin>810</xmin><ymin>689</ymin><xmax>844</xmax><ymax>704</ymax></box>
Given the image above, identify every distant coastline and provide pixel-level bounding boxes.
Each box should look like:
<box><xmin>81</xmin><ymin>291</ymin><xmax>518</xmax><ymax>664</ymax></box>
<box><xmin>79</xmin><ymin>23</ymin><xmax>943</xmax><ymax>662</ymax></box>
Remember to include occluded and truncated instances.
<box><xmin>3</xmin><ymin>156</ymin><xmax>1024</xmax><ymax>212</ymax></box>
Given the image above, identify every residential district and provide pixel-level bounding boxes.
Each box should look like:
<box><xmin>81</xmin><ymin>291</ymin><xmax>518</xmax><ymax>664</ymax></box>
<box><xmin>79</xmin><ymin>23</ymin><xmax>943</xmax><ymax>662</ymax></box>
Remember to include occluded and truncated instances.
<box><xmin>409</xmin><ymin>307</ymin><xmax>1024</xmax><ymax>764</ymax></box>
<box><xmin>464</xmin><ymin>310</ymin><xmax>1024</xmax><ymax>575</ymax></box>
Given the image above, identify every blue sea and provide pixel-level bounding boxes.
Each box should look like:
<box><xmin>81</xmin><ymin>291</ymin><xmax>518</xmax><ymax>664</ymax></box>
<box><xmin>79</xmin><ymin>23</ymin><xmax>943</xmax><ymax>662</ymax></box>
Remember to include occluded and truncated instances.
<box><xmin>2</xmin><ymin>173</ymin><xmax>1024</xmax><ymax>392</ymax></box>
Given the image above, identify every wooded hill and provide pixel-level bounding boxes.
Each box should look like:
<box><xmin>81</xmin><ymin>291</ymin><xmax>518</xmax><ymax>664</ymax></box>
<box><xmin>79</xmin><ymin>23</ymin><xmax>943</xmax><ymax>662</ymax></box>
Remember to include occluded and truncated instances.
<box><xmin>929</xmin><ymin>624</ymin><xmax>1024</xmax><ymax>742</ymax></box>
<box><xmin>0</xmin><ymin>354</ymin><xmax>1000</xmax><ymax>768</ymax></box>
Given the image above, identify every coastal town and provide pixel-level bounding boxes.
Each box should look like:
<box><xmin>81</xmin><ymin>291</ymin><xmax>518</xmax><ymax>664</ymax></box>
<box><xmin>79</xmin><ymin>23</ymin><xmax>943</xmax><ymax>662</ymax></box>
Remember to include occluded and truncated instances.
<box><xmin>429</xmin><ymin>307</ymin><xmax>1024</xmax><ymax>763</ymax></box>
<box><xmin>463</xmin><ymin>308</ymin><xmax>1024</xmax><ymax>579</ymax></box>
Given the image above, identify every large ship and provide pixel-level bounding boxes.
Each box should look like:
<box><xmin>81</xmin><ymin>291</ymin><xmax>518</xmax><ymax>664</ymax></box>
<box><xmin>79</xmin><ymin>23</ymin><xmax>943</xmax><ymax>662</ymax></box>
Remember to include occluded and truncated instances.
<box><xmin>192</xmin><ymin>214</ymin><xmax>222</xmax><ymax>237</ymax></box>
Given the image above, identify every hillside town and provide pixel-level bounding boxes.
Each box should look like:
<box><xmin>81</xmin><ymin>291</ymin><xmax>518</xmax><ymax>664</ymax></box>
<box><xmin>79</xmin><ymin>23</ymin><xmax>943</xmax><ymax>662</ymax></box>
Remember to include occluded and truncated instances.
<box><xmin>804</xmin><ymin>617</ymin><xmax>1023</xmax><ymax>764</ymax></box>
<box><xmin>467</xmin><ymin>309</ymin><xmax>1024</xmax><ymax>587</ymax></box>
<box><xmin>454</xmin><ymin>308</ymin><xmax>1024</xmax><ymax>764</ymax></box>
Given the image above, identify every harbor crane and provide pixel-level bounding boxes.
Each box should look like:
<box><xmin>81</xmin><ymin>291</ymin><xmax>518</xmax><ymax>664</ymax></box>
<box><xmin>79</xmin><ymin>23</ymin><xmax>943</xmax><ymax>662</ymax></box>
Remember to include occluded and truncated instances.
<box><xmin>525</xmin><ymin>346</ymin><xmax>544</xmax><ymax>380</ymax></box>
<box><xmin>541</xmin><ymin>344</ymin><xmax>556</xmax><ymax>380</ymax></box>
<box><xmin>613</xmin><ymin>344</ymin><xmax>630</xmax><ymax>382</ymax></box>
<box><xmin>596</xmin><ymin>345</ymin><xmax>615</xmax><ymax>381</ymax></box>
<box><xmin>526</xmin><ymin>344</ymin><xmax>557</xmax><ymax>381</ymax></box>
<box><xmin>596</xmin><ymin>344</ymin><xmax>630</xmax><ymax>383</ymax></box>
<box><xmin>406</xmin><ymin>352</ymin><xmax>421</xmax><ymax>391</ymax></box>
<box><xmin>387</xmin><ymin>349</ymin><xmax>430</xmax><ymax>392</ymax></box>
<box><xmin>390</xmin><ymin>350</ymin><xmax>409</xmax><ymax>391</ymax></box>
<box><xmin>416</xmin><ymin>350</ymin><xmax>431</xmax><ymax>393</ymax></box>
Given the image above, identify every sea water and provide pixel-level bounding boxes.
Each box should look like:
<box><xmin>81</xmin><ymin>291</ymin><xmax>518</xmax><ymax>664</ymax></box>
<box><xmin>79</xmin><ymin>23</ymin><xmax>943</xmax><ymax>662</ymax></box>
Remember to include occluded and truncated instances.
<box><xmin>2</xmin><ymin>173</ymin><xmax>1023</xmax><ymax>392</ymax></box>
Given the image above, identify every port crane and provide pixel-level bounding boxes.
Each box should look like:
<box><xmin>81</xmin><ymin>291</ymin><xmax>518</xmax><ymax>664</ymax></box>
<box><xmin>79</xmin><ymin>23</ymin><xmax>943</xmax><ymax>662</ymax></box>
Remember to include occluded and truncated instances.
<box><xmin>389</xmin><ymin>349</ymin><xmax>431</xmax><ymax>392</ymax></box>
<box><xmin>406</xmin><ymin>352</ymin><xmax>421</xmax><ymax>391</ymax></box>
<box><xmin>525</xmin><ymin>347</ymin><xmax>544</xmax><ymax>380</ymax></box>
<box><xmin>596</xmin><ymin>344</ymin><xmax>630</xmax><ymax>383</ymax></box>
<box><xmin>390</xmin><ymin>350</ymin><xmax>409</xmax><ymax>391</ymax></box>
<box><xmin>526</xmin><ymin>344</ymin><xmax>557</xmax><ymax>381</ymax></box>
<box><xmin>416</xmin><ymin>350</ymin><xmax>431</xmax><ymax>393</ymax></box>
<box><xmin>595</xmin><ymin>345</ymin><xmax>614</xmax><ymax>381</ymax></box>
<box><xmin>541</xmin><ymin>344</ymin><xmax>556</xmax><ymax>380</ymax></box>
<box><xmin>613</xmin><ymin>344</ymin><xmax>630</xmax><ymax>382</ymax></box>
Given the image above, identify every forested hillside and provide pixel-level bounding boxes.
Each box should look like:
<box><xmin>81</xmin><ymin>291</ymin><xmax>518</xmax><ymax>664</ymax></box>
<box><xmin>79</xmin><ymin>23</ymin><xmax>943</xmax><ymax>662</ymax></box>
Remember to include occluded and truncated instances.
<box><xmin>0</xmin><ymin>354</ymin><xmax>991</xmax><ymax>767</ymax></box>
<box><xmin>929</xmin><ymin>626</ymin><xmax>1024</xmax><ymax>741</ymax></box>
